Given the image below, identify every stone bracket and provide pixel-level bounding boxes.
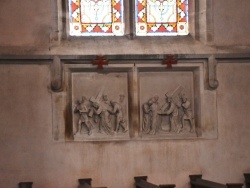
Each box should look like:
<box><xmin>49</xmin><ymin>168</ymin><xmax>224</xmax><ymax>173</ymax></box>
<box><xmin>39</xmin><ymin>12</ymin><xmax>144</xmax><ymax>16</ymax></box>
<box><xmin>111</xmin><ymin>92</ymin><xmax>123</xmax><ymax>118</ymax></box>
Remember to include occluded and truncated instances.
<box><xmin>208</xmin><ymin>55</ymin><xmax>219</xmax><ymax>90</ymax></box>
<box><xmin>51</xmin><ymin>56</ymin><xmax>63</xmax><ymax>92</ymax></box>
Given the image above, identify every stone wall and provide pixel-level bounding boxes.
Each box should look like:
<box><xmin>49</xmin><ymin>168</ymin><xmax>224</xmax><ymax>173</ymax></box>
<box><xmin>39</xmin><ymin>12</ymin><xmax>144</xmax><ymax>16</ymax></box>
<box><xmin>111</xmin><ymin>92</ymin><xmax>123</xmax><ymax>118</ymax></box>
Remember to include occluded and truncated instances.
<box><xmin>1</xmin><ymin>0</ymin><xmax>250</xmax><ymax>54</ymax></box>
<box><xmin>0</xmin><ymin>62</ymin><xmax>249</xmax><ymax>188</ymax></box>
<box><xmin>0</xmin><ymin>0</ymin><xmax>250</xmax><ymax>188</ymax></box>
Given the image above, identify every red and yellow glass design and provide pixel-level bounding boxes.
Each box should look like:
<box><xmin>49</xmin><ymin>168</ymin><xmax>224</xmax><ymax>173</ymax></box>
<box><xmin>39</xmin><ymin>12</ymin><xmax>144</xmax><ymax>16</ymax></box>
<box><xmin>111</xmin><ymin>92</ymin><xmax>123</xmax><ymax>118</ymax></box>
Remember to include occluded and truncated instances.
<box><xmin>69</xmin><ymin>0</ymin><xmax>124</xmax><ymax>36</ymax></box>
<box><xmin>135</xmin><ymin>0</ymin><xmax>189</xmax><ymax>36</ymax></box>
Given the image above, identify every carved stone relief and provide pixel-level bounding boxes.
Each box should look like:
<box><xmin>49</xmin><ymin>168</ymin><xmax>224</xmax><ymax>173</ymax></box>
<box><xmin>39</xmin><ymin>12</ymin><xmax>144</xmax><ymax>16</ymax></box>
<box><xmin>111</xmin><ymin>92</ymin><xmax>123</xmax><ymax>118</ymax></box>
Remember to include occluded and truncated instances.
<box><xmin>142</xmin><ymin>86</ymin><xmax>195</xmax><ymax>135</ymax></box>
<box><xmin>71</xmin><ymin>72</ymin><xmax>129</xmax><ymax>141</ymax></box>
<box><xmin>52</xmin><ymin>61</ymin><xmax>218</xmax><ymax>141</ymax></box>
<box><xmin>139</xmin><ymin>71</ymin><xmax>197</xmax><ymax>138</ymax></box>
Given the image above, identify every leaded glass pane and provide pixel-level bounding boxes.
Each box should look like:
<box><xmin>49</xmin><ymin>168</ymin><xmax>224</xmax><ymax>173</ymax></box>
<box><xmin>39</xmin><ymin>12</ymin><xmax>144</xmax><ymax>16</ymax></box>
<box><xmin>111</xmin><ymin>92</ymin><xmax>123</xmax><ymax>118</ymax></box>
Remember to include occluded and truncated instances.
<box><xmin>135</xmin><ymin>0</ymin><xmax>189</xmax><ymax>36</ymax></box>
<box><xmin>69</xmin><ymin>0</ymin><xmax>124</xmax><ymax>36</ymax></box>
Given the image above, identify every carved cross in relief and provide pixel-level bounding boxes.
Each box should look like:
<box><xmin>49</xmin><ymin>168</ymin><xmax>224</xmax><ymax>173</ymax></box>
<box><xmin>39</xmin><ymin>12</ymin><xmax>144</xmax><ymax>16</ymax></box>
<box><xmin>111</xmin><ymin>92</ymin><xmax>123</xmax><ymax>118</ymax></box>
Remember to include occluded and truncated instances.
<box><xmin>93</xmin><ymin>55</ymin><xmax>108</xmax><ymax>69</ymax></box>
<box><xmin>162</xmin><ymin>55</ymin><xmax>177</xmax><ymax>69</ymax></box>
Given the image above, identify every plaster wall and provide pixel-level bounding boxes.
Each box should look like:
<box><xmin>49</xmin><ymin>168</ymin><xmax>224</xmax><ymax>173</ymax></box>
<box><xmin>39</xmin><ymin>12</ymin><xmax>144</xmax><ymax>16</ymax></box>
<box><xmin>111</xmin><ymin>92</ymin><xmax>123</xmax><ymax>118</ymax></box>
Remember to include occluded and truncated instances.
<box><xmin>0</xmin><ymin>0</ymin><xmax>51</xmax><ymax>48</ymax></box>
<box><xmin>0</xmin><ymin>0</ymin><xmax>250</xmax><ymax>187</ymax></box>
<box><xmin>213</xmin><ymin>0</ymin><xmax>250</xmax><ymax>46</ymax></box>
<box><xmin>0</xmin><ymin>63</ymin><xmax>249</xmax><ymax>188</ymax></box>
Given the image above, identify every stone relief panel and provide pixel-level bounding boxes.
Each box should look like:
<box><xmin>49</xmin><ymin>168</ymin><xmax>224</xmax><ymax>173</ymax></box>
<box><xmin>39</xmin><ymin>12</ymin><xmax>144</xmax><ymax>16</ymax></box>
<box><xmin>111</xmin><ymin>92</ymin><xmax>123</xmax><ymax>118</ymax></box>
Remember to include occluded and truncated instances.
<box><xmin>71</xmin><ymin>72</ymin><xmax>129</xmax><ymax>141</ymax></box>
<box><xmin>139</xmin><ymin>71</ymin><xmax>197</xmax><ymax>138</ymax></box>
<box><xmin>52</xmin><ymin>61</ymin><xmax>218</xmax><ymax>141</ymax></box>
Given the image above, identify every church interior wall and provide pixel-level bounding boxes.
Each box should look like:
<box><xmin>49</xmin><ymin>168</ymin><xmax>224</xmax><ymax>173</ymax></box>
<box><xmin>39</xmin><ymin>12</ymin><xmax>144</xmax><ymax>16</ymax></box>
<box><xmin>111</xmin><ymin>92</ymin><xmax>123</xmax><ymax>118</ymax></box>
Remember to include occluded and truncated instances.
<box><xmin>0</xmin><ymin>0</ymin><xmax>250</xmax><ymax>188</ymax></box>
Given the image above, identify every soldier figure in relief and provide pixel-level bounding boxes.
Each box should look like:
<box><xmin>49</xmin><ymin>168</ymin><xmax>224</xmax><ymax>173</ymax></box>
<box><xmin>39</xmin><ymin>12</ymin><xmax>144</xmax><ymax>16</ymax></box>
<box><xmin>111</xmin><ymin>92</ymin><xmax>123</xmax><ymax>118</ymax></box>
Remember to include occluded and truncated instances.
<box><xmin>142</xmin><ymin>99</ymin><xmax>152</xmax><ymax>133</ymax></box>
<box><xmin>180</xmin><ymin>93</ymin><xmax>194</xmax><ymax>133</ymax></box>
<box><xmin>91</xmin><ymin>102</ymin><xmax>114</xmax><ymax>135</ymax></box>
<box><xmin>74</xmin><ymin>96</ymin><xmax>92</xmax><ymax>135</ymax></box>
<box><xmin>110</xmin><ymin>100</ymin><xmax>127</xmax><ymax>133</ymax></box>
<box><xmin>142</xmin><ymin>96</ymin><xmax>161</xmax><ymax>135</ymax></box>
<box><xmin>161</xmin><ymin>93</ymin><xmax>179</xmax><ymax>132</ymax></box>
<box><xmin>149</xmin><ymin>95</ymin><xmax>161</xmax><ymax>135</ymax></box>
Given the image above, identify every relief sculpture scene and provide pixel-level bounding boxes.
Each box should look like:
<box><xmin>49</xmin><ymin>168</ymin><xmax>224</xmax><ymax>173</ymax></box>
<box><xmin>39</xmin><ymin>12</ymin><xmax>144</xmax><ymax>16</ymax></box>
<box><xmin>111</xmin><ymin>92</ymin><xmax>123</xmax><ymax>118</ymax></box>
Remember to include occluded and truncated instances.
<box><xmin>142</xmin><ymin>86</ymin><xmax>195</xmax><ymax>136</ymax></box>
<box><xmin>139</xmin><ymin>72</ymin><xmax>196</xmax><ymax>138</ymax></box>
<box><xmin>71</xmin><ymin>72</ymin><xmax>129</xmax><ymax>141</ymax></box>
<box><xmin>69</xmin><ymin>71</ymin><xmax>197</xmax><ymax>140</ymax></box>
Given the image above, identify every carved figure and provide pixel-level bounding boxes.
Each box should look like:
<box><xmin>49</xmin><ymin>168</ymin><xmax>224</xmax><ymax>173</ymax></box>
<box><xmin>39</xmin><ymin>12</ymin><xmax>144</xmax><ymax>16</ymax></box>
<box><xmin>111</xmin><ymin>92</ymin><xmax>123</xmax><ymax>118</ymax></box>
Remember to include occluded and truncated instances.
<box><xmin>142</xmin><ymin>99</ymin><xmax>152</xmax><ymax>133</ymax></box>
<box><xmin>142</xmin><ymin>96</ymin><xmax>161</xmax><ymax>135</ymax></box>
<box><xmin>91</xmin><ymin>102</ymin><xmax>114</xmax><ymax>135</ymax></box>
<box><xmin>102</xmin><ymin>94</ymin><xmax>110</xmax><ymax>106</ymax></box>
<box><xmin>73</xmin><ymin>86</ymin><xmax>129</xmax><ymax>137</ymax></box>
<box><xmin>119</xmin><ymin>94</ymin><xmax>125</xmax><ymax>104</ymax></box>
<box><xmin>109</xmin><ymin>100</ymin><xmax>127</xmax><ymax>133</ymax></box>
<box><xmin>100</xmin><ymin>93</ymin><xmax>113</xmax><ymax>117</ymax></box>
<box><xmin>142</xmin><ymin>86</ymin><xmax>195</xmax><ymax>135</ymax></box>
<box><xmin>149</xmin><ymin>95</ymin><xmax>161</xmax><ymax>135</ymax></box>
<box><xmin>119</xmin><ymin>94</ymin><xmax>126</xmax><ymax>119</ymax></box>
<box><xmin>161</xmin><ymin>93</ymin><xmax>179</xmax><ymax>132</ymax></box>
<box><xmin>179</xmin><ymin>93</ymin><xmax>194</xmax><ymax>133</ymax></box>
<box><xmin>74</xmin><ymin>96</ymin><xmax>92</xmax><ymax>135</ymax></box>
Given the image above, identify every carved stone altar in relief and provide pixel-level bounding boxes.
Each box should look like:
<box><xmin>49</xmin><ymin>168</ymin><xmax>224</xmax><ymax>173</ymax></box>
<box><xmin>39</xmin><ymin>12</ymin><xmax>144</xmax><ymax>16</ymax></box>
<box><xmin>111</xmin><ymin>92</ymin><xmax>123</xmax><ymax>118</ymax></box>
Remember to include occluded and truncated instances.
<box><xmin>139</xmin><ymin>71</ymin><xmax>196</xmax><ymax>138</ymax></box>
<box><xmin>71</xmin><ymin>72</ymin><xmax>129</xmax><ymax>141</ymax></box>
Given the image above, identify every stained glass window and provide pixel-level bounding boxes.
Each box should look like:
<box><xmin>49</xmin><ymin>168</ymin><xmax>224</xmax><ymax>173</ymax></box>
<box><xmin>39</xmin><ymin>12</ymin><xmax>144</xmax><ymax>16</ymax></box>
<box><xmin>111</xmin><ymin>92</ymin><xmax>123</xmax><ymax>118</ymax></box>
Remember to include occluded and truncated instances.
<box><xmin>135</xmin><ymin>0</ymin><xmax>189</xmax><ymax>36</ymax></box>
<box><xmin>69</xmin><ymin>0</ymin><xmax>124</xmax><ymax>36</ymax></box>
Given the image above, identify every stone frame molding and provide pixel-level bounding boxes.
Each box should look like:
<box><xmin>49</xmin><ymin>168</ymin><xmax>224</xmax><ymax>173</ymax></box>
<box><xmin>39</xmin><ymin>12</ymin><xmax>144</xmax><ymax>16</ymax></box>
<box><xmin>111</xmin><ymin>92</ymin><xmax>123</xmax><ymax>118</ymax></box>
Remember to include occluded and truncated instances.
<box><xmin>50</xmin><ymin>0</ymin><xmax>213</xmax><ymax>45</ymax></box>
<box><xmin>50</xmin><ymin>55</ymin><xmax>218</xmax><ymax>141</ymax></box>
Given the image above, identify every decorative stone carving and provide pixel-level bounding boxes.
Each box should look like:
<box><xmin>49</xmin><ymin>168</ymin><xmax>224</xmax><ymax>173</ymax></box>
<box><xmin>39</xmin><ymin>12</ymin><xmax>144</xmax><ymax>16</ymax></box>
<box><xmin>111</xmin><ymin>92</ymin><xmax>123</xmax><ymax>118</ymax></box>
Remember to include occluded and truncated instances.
<box><xmin>142</xmin><ymin>86</ymin><xmax>195</xmax><ymax>135</ymax></box>
<box><xmin>73</xmin><ymin>91</ymin><xmax>129</xmax><ymax>138</ymax></box>
<box><xmin>142</xmin><ymin>95</ymin><xmax>161</xmax><ymax>135</ymax></box>
<box><xmin>208</xmin><ymin>55</ymin><xmax>219</xmax><ymax>90</ymax></box>
<box><xmin>52</xmin><ymin>61</ymin><xmax>218</xmax><ymax>141</ymax></box>
<box><xmin>73</xmin><ymin>96</ymin><xmax>93</xmax><ymax>135</ymax></box>
<box><xmin>51</xmin><ymin>56</ymin><xmax>63</xmax><ymax>92</ymax></box>
<box><xmin>138</xmin><ymin>69</ymin><xmax>197</xmax><ymax>138</ymax></box>
<box><xmin>70</xmin><ymin>72</ymin><xmax>130</xmax><ymax>141</ymax></box>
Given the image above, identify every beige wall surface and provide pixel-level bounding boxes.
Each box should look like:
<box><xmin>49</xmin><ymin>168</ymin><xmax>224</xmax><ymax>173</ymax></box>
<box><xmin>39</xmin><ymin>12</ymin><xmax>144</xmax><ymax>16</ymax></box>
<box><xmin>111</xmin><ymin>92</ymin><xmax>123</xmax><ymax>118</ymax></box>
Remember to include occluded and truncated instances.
<box><xmin>213</xmin><ymin>0</ymin><xmax>250</xmax><ymax>46</ymax></box>
<box><xmin>0</xmin><ymin>63</ymin><xmax>250</xmax><ymax>188</ymax></box>
<box><xmin>0</xmin><ymin>0</ymin><xmax>250</xmax><ymax>187</ymax></box>
<box><xmin>0</xmin><ymin>0</ymin><xmax>51</xmax><ymax>48</ymax></box>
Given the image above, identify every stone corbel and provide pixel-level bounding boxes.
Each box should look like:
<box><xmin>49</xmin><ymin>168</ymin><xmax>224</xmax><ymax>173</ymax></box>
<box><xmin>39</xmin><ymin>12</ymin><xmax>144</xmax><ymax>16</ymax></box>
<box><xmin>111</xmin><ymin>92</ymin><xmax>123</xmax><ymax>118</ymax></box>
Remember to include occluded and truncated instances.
<box><xmin>208</xmin><ymin>55</ymin><xmax>219</xmax><ymax>90</ymax></box>
<box><xmin>51</xmin><ymin>56</ymin><xmax>63</xmax><ymax>92</ymax></box>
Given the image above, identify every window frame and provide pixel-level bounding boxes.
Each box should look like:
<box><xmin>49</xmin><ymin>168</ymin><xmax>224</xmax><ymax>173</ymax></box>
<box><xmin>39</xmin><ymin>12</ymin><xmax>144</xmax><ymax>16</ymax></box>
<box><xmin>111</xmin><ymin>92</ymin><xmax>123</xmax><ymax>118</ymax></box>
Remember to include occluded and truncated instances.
<box><xmin>134</xmin><ymin>0</ymin><xmax>189</xmax><ymax>36</ymax></box>
<box><xmin>68</xmin><ymin>0</ymin><xmax>125</xmax><ymax>36</ymax></box>
<box><xmin>51</xmin><ymin>0</ymin><xmax>213</xmax><ymax>45</ymax></box>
